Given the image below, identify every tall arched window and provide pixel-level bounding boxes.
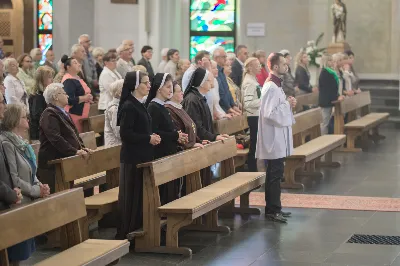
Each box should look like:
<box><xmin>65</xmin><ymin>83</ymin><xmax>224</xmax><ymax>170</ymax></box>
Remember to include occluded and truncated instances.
<box><xmin>37</xmin><ymin>0</ymin><xmax>52</xmax><ymax>63</ymax></box>
<box><xmin>189</xmin><ymin>0</ymin><xmax>236</xmax><ymax>59</ymax></box>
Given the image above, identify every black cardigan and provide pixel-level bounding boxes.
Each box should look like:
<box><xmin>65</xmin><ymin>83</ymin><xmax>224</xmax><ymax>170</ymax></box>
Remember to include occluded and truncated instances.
<box><xmin>29</xmin><ymin>92</ymin><xmax>47</xmax><ymax>140</ymax></box>
<box><xmin>119</xmin><ymin>95</ymin><xmax>154</xmax><ymax>164</ymax></box>
<box><xmin>318</xmin><ymin>68</ymin><xmax>339</xmax><ymax>107</ymax></box>
<box><xmin>295</xmin><ymin>66</ymin><xmax>312</xmax><ymax>93</ymax></box>
<box><xmin>147</xmin><ymin>102</ymin><xmax>179</xmax><ymax>159</ymax></box>
<box><xmin>182</xmin><ymin>91</ymin><xmax>217</xmax><ymax>141</ymax></box>
<box><xmin>63</xmin><ymin>78</ymin><xmax>86</xmax><ymax>116</ymax></box>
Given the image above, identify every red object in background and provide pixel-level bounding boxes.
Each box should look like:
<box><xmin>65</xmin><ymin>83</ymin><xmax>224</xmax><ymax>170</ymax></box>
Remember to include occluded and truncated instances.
<box><xmin>237</xmin><ymin>144</ymin><xmax>244</xmax><ymax>149</ymax></box>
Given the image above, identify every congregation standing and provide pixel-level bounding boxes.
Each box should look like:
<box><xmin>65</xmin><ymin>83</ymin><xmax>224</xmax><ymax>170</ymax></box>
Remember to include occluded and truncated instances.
<box><xmin>0</xmin><ymin>31</ymin><xmax>364</xmax><ymax>265</ymax></box>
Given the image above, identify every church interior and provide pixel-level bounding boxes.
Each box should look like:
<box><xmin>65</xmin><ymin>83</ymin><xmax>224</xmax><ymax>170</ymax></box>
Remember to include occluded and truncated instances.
<box><xmin>0</xmin><ymin>0</ymin><xmax>400</xmax><ymax>265</ymax></box>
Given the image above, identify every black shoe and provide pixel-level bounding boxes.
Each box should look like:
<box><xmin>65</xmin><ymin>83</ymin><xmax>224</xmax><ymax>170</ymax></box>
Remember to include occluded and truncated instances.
<box><xmin>281</xmin><ymin>211</ymin><xmax>291</xmax><ymax>217</ymax></box>
<box><xmin>265</xmin><ymin>213</ymin><xmax>287</xmax><ymax>223</ymax></box>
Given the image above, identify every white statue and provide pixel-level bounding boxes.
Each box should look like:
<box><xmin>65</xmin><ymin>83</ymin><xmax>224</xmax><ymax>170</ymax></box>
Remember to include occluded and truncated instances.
<box><xmin>331</xmin><ymin>0</ymin><xmax>347</xmax><ymax>43</ymax></box>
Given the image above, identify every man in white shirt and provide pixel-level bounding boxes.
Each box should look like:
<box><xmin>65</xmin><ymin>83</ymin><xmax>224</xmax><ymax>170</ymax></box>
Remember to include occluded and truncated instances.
<box><xmin>116</xmin><ymin>44</ymin><xmax>134</xmax><ymax>79</ymax></box>
<box><xmin>256</xmin><ymin>52</ymin><xmax>297</xmax><ymax>223</ymax></box>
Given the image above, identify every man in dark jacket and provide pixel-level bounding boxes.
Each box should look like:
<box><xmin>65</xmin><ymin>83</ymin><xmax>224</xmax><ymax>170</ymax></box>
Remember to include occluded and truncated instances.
<box><xmin>230</xmin><ymin>45</ymin><xmax>248</xmax><ymax>87</ymax></box>
<box><xmin>138</xmin><ymin>45</ymin><xmax>155</xmax><ymax>80</ymax></box>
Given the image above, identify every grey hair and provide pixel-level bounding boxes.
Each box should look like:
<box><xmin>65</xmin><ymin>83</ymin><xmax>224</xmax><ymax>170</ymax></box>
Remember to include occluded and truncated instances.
<box><xmin>320</xmin><ymin>54</ymin><xmax>333</xmax><ymax>69</ymax></box>
<box><xmin>117</xmin><ymin>44</ymin><xmax>128</xmax><ymax>54</ymax></box>
<box><xmin>71</xmin><ymin>44</ymin><xmax>83</xmax><ymax>55</ymax></box>
<box><xmin>3</xmin><ymin>58</ymin><xmax>17</xmax><ymax>72</ymax></box>
<box><xmin>212</xmin><ymin>47</ymin><xmax>225</xmax><ymax>59</ymax></box>
<box><xmin>110</xmin><ymin>79</ymin><xmax>124</xmax><ymax>98</ymax></box>
<box><xmin>30</xmin><ymin>48</ymin><xmax>41</xmax><ymax>59</ymax></box>
<box><xmin>78</xmin><ymin>34</ymin><xmax>90</xmax><ymax>43</ymax></box>
<box><xmin>332</xmin><ymin>53</ymin><xmax>344</xmax><ymax>63</ymax></box>
<box><xmin>161</xmin><ymin>48</ymin><xmax>169</xmax><ymax>57</ymax></box>
<box><xmin>92</xmin><ymin>47</ymin><xmax>106</xmax><ymax>59</ymax></box>
<box><xmin>43</xmin><ymin>83</ymin><xmax>64</xmax><ymax>104</ymax></box>
<box><xmin>227</xmin><ymin>51</ymin><xmax>236</xmax><ymax>61</ymax></box>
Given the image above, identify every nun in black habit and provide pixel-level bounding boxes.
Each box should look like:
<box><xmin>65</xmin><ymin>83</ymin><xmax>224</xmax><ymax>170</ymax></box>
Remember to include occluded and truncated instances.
<box><xmin>116</xmin><ymin>70</ymin><xmax>161</xmax><ymax>240</ymax></box>
<box><xmin>182</xmin><ymin>68</ymin><xmax>228</xmax><ymax>186</ymax></box>
<box><xmin>145</xmin><ymin>73</ymin><xmax>188</xmax><ymax>204</ymax></box>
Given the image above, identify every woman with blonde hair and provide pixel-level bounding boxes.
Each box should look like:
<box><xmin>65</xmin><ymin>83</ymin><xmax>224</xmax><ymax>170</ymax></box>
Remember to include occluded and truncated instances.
<box><xmin>294</xmin><ymin>51</ymin><xmax>317</xmax><ymax>95</ymax></box>
<box><xmin>16</xmin><ymin>54</ymin><xmax>35</xmax><ymax>95</ymax></box>
<box><xmin>4</xmin><ymin>58</ymin><xmax>29</xmax><ymax>111</ymax></box>
<box><xmin>28</xmin><ymin>66</ymin><xmax>54</xmax><ymax>140</ymax></box>
<box><xmin>241</xmin><ymin>57</ymin><xmax>262</xmax><ymax>172</ymax></box>
<box><xmin>104</xmin><ymin>79</ymin><xmax>124</xmax><ymax>146</ymax></box>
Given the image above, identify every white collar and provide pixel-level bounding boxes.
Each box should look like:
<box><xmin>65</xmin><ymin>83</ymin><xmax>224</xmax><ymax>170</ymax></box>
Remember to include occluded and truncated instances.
<box><xmin>236</xmin><ymin>58</ymin><xmax>244</xmax><ymax>67</ymax></box>
<box><xmin>151</xmin><ymin>97</ymin><xmax>166</xmax><ymax>106</ymax></box>
<box><xmin>166</xmin><ymin>101</ymin><xmax>182</xmax><ymax>109</ymax></box>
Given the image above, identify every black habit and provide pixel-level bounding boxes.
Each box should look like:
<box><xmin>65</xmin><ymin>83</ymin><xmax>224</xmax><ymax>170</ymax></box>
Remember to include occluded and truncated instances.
<box><xmin>116</xmin><ymin>71</ymin><xmax>154</xmax><ymax>240</ymax></box>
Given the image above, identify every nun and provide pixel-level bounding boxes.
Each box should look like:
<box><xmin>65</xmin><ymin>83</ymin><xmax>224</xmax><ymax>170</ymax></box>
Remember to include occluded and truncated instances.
<box><xmin>145</xmin><ymin>73</ymin><xmax>188</xmax><ymax>204</ymax></box>
<box><xmin>116</xmin><ymin>70</ymin><xmax>161</xmax><ymax>240</ymax></box>
<box><xmin>182</xmin><ymin>68</ymin><xmax>228</xmax><ymax>186</ymax></box>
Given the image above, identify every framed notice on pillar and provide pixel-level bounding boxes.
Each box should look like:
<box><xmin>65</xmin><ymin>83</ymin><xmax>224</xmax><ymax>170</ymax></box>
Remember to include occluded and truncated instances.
<box><xmin>189</xmin><ymin>0</ymin><xmax>236</xmax><ymax>59</ymax></box>
<box><xmin>111</xmin><ymin>0</ymin><xmax>138</xmax><ymax>3</ymax></box>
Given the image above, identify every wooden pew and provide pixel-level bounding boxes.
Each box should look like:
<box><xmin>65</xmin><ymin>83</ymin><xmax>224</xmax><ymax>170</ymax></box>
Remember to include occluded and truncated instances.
<box><xmin>49</xmin><ymin>145</ymin><xmax>121</xmax><ymax>224</ymax></box>
<box><xmin>214</xmin><ymin>115</ymin><xmax>249</xmax><ymax>168</ymax></box>
<box><xmin>130</xmin><ymin>137</ymin><xmax>265</xmax><ymax>256</ymax></box>
<box><xmin>333</xmin><ymin>91</ymin><xmax>389</xmax><ymax>152</ymax></box>
<box><xmin>0</xmin><ymin>188</ymin><xmax>129</xmax><ymax>266</ymax></box>
<box><xmin>294</xmin><ymin>92</ymin><xmax>319</xmax><ymax>113</ymax></box>
<box><xmin>88</xmin><ymin>102</ymin><xmax>100</xmax><ymax>117</ymax></box>
<box><xmin>82</xmin><ymin>114</ymin><xmax>105</xmax><ymax>135</ymax></box>
<box><xmin>282</xmin><ymin>108</ymin><xmax>346</xmax><ymax>189</ymax></box>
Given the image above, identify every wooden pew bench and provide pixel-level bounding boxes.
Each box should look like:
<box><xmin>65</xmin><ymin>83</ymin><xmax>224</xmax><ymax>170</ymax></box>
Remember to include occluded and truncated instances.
<box><xmin>130</xmin><ymin>137</ymin><xmax>265</xmax><ymax>256</ymax></box>
<box><xmin>282</xmin><ymin>108</ymin><xmax>346</xmax><ymax>189</ymax></box>
<box><xmin>49</xmin><ymin>145</ymin><xmax>121</xmax><ymax>225</ymax></box>
<box><xmin>333</xmin><ymin>91</ymin><xmax>389</xmax><ymax>152</ymax></box>
<box><xmin>294</xmin><ymin>92</ymin><xmax>319</xmax><ymax>113</ymax></box>
<box><xmin>82</xmin><ymin>114</ymin><xmax>105</xmax><ymax>137</ymax></box>
<box><xmin>0</xmin><ymin>188</ymin><xmax>129</xmax><ymax>266</ymax></box>
<box><xmin>214</xmin><ymin>115</ymin><xmax>249</xmax><ymax>168</ymax></box>
<box><xmin>31</xmin><ymin>131</ymin><xmax>105</xmax><ymax>190</ymax></box>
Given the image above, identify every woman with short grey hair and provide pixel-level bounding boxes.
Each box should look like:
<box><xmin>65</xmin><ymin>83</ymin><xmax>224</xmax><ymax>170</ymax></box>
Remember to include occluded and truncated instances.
<box><xmin>4</xmin><ymin>58</ymin><xmax>29</xmax><ymax>111</ymax></box>
<box><xmin>104</xmin><ymin>79</ymin><xmax>124</xmax><ymax>146</ymax></box>
<box><xmin>92</xmin><ymin>47</ymin><xmax>106</xmax><ymax>78</ymax></box>
<box><xmin>38</xmin><ymin>83</ymin><xmax>92</xmax><ymax>194</ymax></box>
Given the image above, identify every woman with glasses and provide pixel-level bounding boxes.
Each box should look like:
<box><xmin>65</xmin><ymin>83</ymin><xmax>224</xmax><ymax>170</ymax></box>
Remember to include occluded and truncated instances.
<box><xmin>16</xmin><ymin>54</ymin><xmax>35</xmax><ymax>95</ymax></box>
<box><xmin>61</xmin><ymin>55</ymin><xmax>93</xmax><ymax>133</ymax></box>
<box><xmin>0</xmin><ymin>103</ymin><xmax>50</xmax><ymax>266</ymax></box>
<box><xmin>98</xmin><ymin>52</ymin><xmax>122</xmax><ymax>113</ymax></box>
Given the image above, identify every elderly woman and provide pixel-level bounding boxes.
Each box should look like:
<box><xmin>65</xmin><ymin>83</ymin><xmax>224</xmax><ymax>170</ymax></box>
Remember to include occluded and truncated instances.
<box><xmin>175</xmin><ymin>59</ymin><xmax>191</xmax><ymax>87</ymax></box>
<box><xmin>53</xmin><ymin>60</ymin><xmax>65</xmax><ymax>84</ymax></box>
<box><xmin>16</xmin><ymin>54</ymin><xmax>35</xmax><ymax>94</ymax></box>
<box><xmin>37</xmin><ymin>83</ymin><xmax>91</xmax><ymax>193</ymax></box>
<box><xmin>61</xmin><ymin>55</ymin><xmax>93</xmax><ymax>132</ymax></box>
<box><xmin>28</xmin><ymin>66</ymin><xmax>54</xmax><ymax>141</ymax></box>
<box><xmin>4</xmin><ymin>58</ymin><xmax>29</xmax><ymax>110</ymax></box>
<box><xmin>30</xmin><ymin>48</ymin><xmax>42</xmax><ymax>70</ymax></box>
<box><xmin>242</xmin><ymin>57</ymin><xmax>262</xmax><ymax>172</ymax></box>
<box><xmin>0</xmin><ymin>103</ymin><xmax>50</xmax><ymax>265</ymax></box>
<box><xmin>280</xmin><ymin>50</ymin><xmax>296</xmax><ymax>97</ymax></box>
<box><xmin>104</xmin><ymin>79</ymin><xmax>123</xmax><ymax>146</ymax></box>
<box><xmin>92</xmin><ymin>47</ymin><xmax>106</xmax><ymax>78</ymax></box>
<box><xmin>224</xmin><ymin>60</ymin><xmax>242</xmax><ymax>109</ymax></box>
<box><xmin>253</xmin><ymin>50</ymin><xmax>269</xmax><ymax>86</ymax></box>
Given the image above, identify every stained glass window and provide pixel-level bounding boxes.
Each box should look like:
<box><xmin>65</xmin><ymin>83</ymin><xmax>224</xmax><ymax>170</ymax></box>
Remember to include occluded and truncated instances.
<box><xmin>37</xmin><ymin>0</ymin><xmax>53</xmax><ymax>63</ymax></box>
<box><xmin>190</xmin><ymin>36</ymin><xmax>234</xmax><ymax>59</ymax></box>
<box><xmin>189</xmin><ymin>0</ymin><xmax>236</xmax><ymax>59</ymax></box>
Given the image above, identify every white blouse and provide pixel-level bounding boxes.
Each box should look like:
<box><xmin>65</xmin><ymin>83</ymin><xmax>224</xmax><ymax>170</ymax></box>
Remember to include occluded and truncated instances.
<box><xmin>4</xmin><ymin>74</ymin><xmax>29</xmax><ymax>111</ymax></box>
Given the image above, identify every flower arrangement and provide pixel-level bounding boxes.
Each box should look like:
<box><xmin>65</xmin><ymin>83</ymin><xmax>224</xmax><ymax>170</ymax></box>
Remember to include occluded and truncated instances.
<box><xmin>304</xmin><ymin>33</ymin><xmax>326</xmax><ymax>67</ymax></box>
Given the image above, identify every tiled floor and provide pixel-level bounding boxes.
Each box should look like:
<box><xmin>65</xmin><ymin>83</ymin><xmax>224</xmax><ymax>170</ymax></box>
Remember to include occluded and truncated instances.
<box><xmin>25</xmin><ymin>126</ymin><xmax>400</xmax><ymax>266</ymax></box>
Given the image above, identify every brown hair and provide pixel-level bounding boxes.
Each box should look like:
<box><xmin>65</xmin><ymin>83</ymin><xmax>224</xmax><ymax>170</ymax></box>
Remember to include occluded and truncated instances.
<box><xmin>29</xmin><ymin>66</ymin><xmax>55</xmax><ymax>95</ymax></box>
<box><xmin>1</xmin><ymin>104</ymin><xmax>26</xmax><ymax>132</ymax></box>
<box><xmin>16</xmin><ymin>53</ymin><xmax>32</xmax><ymax>68</ymax></box>
<box><xmin>267</xmin><ymin>53</ymin><xmax>284</xmax><ymax>72</ymax></box>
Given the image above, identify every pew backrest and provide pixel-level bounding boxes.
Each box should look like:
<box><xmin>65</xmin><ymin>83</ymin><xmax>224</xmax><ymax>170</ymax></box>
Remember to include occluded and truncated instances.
<box><xmin>335</xmin><ymin>91</ymin><xmax>371</xmax><ymax>115</ymax></box>
<box><xmin>82</xmin><ymin>114</ymin><xmax>105</xmax><ymax>134</ymax></box>
<box><xmin>295</xmin><ymin>92</ymin><xmax>319</xmax><ymax>113</ymax></box>
<box><xmin>138</xmin><ymin>137</ymin><xmax>237</xmax><ymax>186</ymax></box>
<box><xmin>49</xmin><ymin>145</ymin><xmax>121</xmax><ymax>183</ymax></box>
<box><xmin>88</xmin><ymin>103</ymin><xmax>100</xmax><ymax>117</ymax></box>
<box><xmin>0</xmin><ymin>188</ymin><xmax>86</xmax><ymax>250</ymax></box>
<box><xmin>292</xmin><ymin>108</ymin><xmax>322</xmax><ymax>136</ymax></box>
<box><xmin>214</xmin><ymin>115</ymin><xmax>248</xmax><ymax>135</ymax></box>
